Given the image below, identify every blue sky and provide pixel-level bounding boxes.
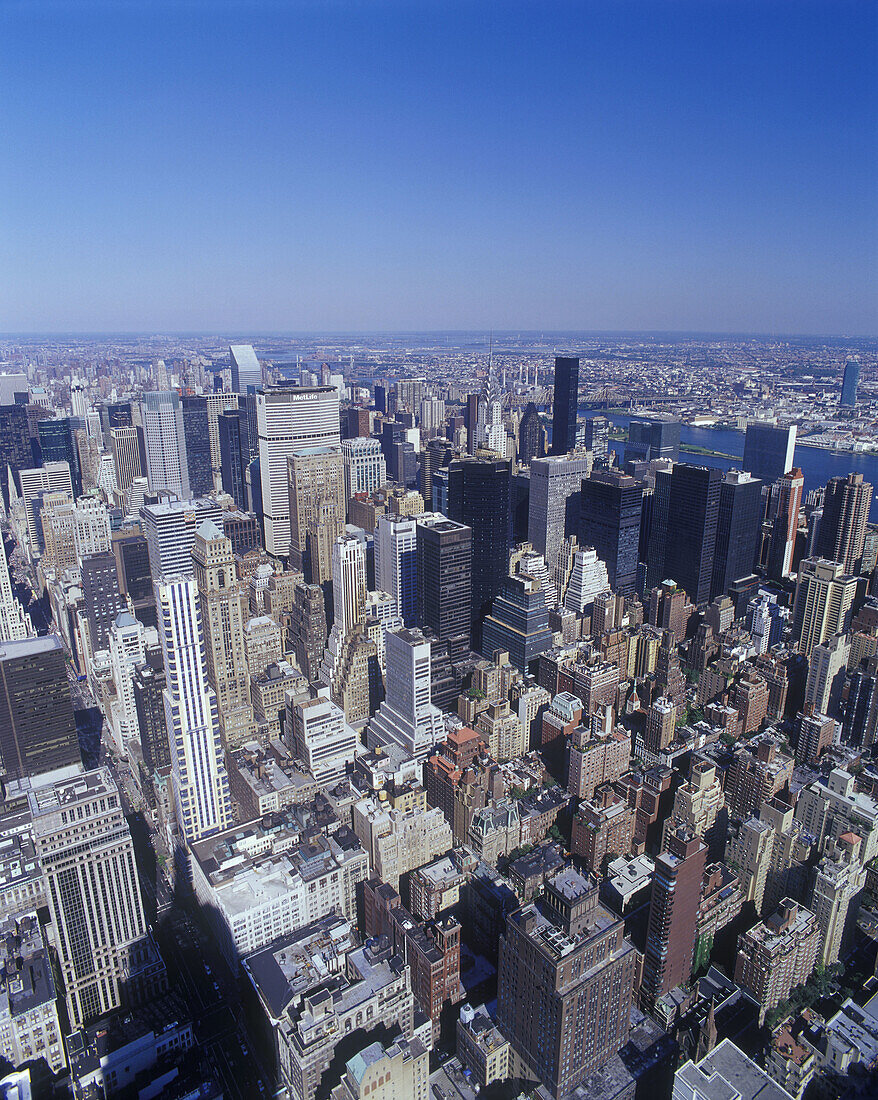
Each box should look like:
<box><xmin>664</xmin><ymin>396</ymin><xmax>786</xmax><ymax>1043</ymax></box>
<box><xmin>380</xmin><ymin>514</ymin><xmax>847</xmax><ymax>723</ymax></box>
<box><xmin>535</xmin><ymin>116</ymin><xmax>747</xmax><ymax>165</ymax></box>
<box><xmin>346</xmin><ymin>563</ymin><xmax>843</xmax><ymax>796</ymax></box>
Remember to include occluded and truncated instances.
<box><xmin>2</xmin><ymin>0</ymin><xmax>876</xmax><ymax>334</ymax></box>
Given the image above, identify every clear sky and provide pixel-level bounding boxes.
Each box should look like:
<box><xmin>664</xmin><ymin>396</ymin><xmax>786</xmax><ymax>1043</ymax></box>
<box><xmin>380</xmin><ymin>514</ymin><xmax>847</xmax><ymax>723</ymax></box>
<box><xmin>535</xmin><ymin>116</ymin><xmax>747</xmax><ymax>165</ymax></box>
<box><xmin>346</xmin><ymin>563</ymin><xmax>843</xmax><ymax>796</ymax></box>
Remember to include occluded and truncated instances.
<box><xmin>2</xmin><ymin>0</ymin><xmax>876</xmax><ymax>335</ymax></box>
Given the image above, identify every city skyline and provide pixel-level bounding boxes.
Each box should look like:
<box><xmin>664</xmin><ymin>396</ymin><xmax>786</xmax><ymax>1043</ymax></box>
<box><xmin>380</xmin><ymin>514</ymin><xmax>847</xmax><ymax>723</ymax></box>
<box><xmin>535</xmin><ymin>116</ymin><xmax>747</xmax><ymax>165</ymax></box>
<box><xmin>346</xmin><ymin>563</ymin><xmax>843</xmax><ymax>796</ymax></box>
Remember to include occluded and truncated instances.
<box><xmin>2</xmin><ymin>1</ymin><xmax>876</xmax><ymax>335</ymax></box>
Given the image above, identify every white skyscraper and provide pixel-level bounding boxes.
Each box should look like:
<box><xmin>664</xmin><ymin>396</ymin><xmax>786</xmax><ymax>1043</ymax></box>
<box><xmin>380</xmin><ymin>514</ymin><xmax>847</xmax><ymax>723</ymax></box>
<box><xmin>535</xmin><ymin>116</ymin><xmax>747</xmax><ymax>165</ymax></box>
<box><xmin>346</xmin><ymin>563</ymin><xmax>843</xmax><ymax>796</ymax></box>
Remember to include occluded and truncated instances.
<box><xmin>374</xmin><ymin>514</ymin><xmax>419</xmax><ymax>626</ymax></box>
<box><xmin>140</xmin><ymin>497</ymin><xmax>225</xmax><ymax>580</ymax></box>
<box><xmin>563</xmin><ymin>547</ymin><xmax>611</xmax><ymax>614</ymax></box>
<box><xmin>73</xmin><ymin>496</ymin><xmax>112</xmax><ymax>559</ymax></box>
<box><xmin>107</xmin><ymin>611</ymin><xmax>146</xmax><ymax>753</ymax></box>
<box><xmin>332</xmin><ymin>533</ymin><xmax>367</xmax><ymax>636</ymax></box>
<box><xmin>70</xmin><ymin>377</ymin><xmax>88</xmax><ymax>418</ymax></box>
<box><xmin>257</xmin><ymin>386</ymin><xmax>340</xmax><ymax>557</ymax></box>
<box><xmin>229</xmin><ymin>344</ymin><xmax>262</xmax><ymax>393</ymax></box>
<box><xmin>0</xmin><ymin>537</ymin><xmax>30</xmax><ymax>641</ymax></box>
<box><xmin>156</xmin><ymin>577</ymin><xmax>232</xmax><ymax>843</ymax></box>
<box><xmin>141</xmin><ymin>390</ymin><xmax>190</xmax><ymax>500</ymax></box>
<box><xmin>528</xmin><ymin>452</ymin><xmax>593</xmax><ymax>573</ymax></box>
<box><xmin>18</xmin><ymin>462</ymin><xmax>74</xmax><ymax>554</ymax></box>
<box><xmin>366</xmin><ymin>626</ymin><xmax>444</xmax><ymax>761</ymax></box>
<box><xmin>290</xmin><ymin>684</ymin><xmax>358</xmax><ymax>788</ymax></box>
<box><xmin>342</xmin><ymin>436</ymin><xmax>386</xmax><ymax>499</ymax></box>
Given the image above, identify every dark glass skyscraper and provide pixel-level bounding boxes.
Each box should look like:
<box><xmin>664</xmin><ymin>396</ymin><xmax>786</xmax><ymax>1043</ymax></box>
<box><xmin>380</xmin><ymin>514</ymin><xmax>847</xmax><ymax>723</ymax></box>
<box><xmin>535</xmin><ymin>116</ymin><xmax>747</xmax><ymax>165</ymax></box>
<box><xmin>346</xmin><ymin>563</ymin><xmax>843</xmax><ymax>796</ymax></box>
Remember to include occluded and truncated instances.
<box><xmin>465</xmin><ymin>392</ymin><xmax>481</xmax><ymax>455</ymax></box>
<box><xmin>481</xmin><ymin>572</ymin><xmax>553</xmax><ymax>672</ymax></box>
<box><xmin>517</xmin><ymin>402</ymin><xmax>543</xmax><ymax>465</ymax></box>
<box><xmin>181</xmin><ymin>396</ymin><xmax>213</xmax><ymax>497</ymax></box>
<box><xmin>742</xmin><ymin>422</ymin><xmax>796</xmax><ymax>483</ymax></box>
<box><xmin>446</xmin><ymin>455</ymin><xmax>510</xmax><ymax>647</ymax></box>
<box><xmin>80</xmin><ymin>552</ymin><xmax>127</xmax><ymax>651</ymax></box>
<box><xmin>38</xmin><ymin>418</ymin><xmax>83</xmax><ymax>498</ymax></box>
<box><xmin>711</xmin><ymin>470</ymin><xmax>762</xmax><ymax>599</ymax></box>
<box><xmin>417</xmin><ymin>515</ymin><xmax>472</xmax><ymax>660</ymax></box>
<box><xmin>578</xmin><ymin>469</ymin><xmax>643</xmax><ymax>595</ymax></box>
<box><xmin>0</xmin><ymin>404</ymin><xmax>31</xmax><ymax>508</ymax></box>
<box><xmin>133</xmin><ymin>660</ymin><xmax>170</xmax><ymax>772</ymax></box>
<box><xmin>0</xmin><ymin>635</ymin><xmax>80</xmax><ymax>782</ymax></box>
<box><xmin>840</xmin><ymin>357</ymin><xmax>860</xmax><ymax>407</ymax></box>
<box><xmin>647</xmin><ymin>463</ymin><xmax>722</xmax><ymax>605</ymax></box>
<box><xmin>218</xmin><ymin>407</ymin><xmax>250</xmax><ymax>510</ymax></box>
<box><xmin>816</xmin><ymin>472</ymin><xmax>872</xmax><ymax>575</ymax></box>
<box><xmin>627</xmin><ymin>416</ymin><xmax>680</xmax><ymax>462</ymax></box>
<box><xmin>550</xmin><ymin>356</ymin><xmax>579</xmax><ymax>456</ymax></box>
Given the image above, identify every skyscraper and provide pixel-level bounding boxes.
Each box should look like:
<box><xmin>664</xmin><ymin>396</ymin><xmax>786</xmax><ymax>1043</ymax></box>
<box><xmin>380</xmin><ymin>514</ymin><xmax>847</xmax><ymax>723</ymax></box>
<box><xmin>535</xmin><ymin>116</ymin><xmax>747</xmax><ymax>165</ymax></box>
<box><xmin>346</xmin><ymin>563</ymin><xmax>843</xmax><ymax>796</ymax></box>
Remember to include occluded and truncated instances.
<box><xmin>342</xmin><ymin>436</ymin><xmax>386</xmax><ymax>500</ymax></box>
<box><xmin>446</xmin><ymin>455</ymin><xmax>510</xmax><ymax>646</ymax></box>
<box><xmin>584</xmin><ymin>415</ymin><xmax>610</xmax><ymax>459</ymax></box>
<box><xmin>497</xmin><ymin>868</ymin><xmax>637</xmax><ymax>1098</ymax></box>
<box><xmin>181</xmin><ymin>395</ymin><xmax>213</xmax><ymax>497</ymax></box>
<box><xmin>0</xmin><ymin>635</ymin><xmax>80</xmax><ymax>782</ymax></box>
<box><xmin>792</xmin><ymin>558</ymin><xmax>857</xmax><ymax>657</ymax></box>
<box><xmin>37</xmin><ymin>418</ymin><xmax>83</xmax><ymax>498</ymax></box>
<box><xmin>141</xmin><ymin>390</ymin><xmax>190</xmax><ymax>499</ymax></box>
<box><xmin>711</xmin><ymin>469</ymin><xmax>762</xmax><ymax>599</ymax></box>
<box><xmin>517</xmin><ymin>401</ymin><xmax>543</xmax><ymax>465</ymax></box>
<box><xmin>550</xmin><ymin>356</ymin><xmax>579</xmax><ymax>456</ymax></box>
<box><xmin>0</xmin><ymin>538</ymin><xmax>30</xmax><ymax>642</ymax></box>
<box><xmin>332</xmin><ymin>533</ymin><xmax>367</xmax><ymax>638</ymax></box>
<box><xmin>133</xmin><ymin>660</ymin><xmax>170</xmax><ymax>772</ymax></box>
<box><xmin>840</xmin><ymin>357</ymin><xmax>860</xmax><ymax>407</ymax></box>
<box><xmin>578</xmin><ymin>469</ymin><xmax>643</xmax><ymax>596</ymax></box>
<box><xmin>218</xmin><ymin>406</ymin><xmax>250</xmax><ymax>509</ymax></box>
<box><xmin>481</xmin><ymin>572</ymin><xmax>553</xmax><ymax>672</ymax></box>
<box><xmin>0</xmin><ymin>403</ymin><xmax>31</xmax><ymax>508</ymax></box>
<box><xmin>742</xmin><ymin>422</ymin><xmax>797</xmax><ymax>484</ymax></box>
<box><xmin>641</xmin><ymin>825</ymin><xmax>707</xmax><ymax>1007</ymax></box>
<box><xmin>111</xmin><ymin>425</ymin><xmax>144</xmax><ymax>494</ymax></box>
<box><xmin>767</xmin><ymin>468</ymin><xmax>804</xmax><ymax>581</ymax></box>
<box><xmin>416</xmin><ymin>514</ymin><xmax>472</xmax><ymax>659</ymax></box>
<box><xmin>647</xmin><ymin>464</ymin><xmax>722</xmax><ymax>605</ymax></box>
<box><xmin>156</xmin><ymin>576</ymin><xmax>233</xmax><ymax>843</ymax></box>
<box><xmin>192</xmin><ymin>520</ymin><xmax>254</xmax><ymax>747</ymax></box>
<box><xmin>287</xmin><ymin>445</ymin><xmax>347</xmax><ymax>584</ymax></box>
<box><xmin>367</xmin><ymin>627</ymin><xmax>444</xmax><ymax>760</ymax></box>
<box><xmin>257</xmin><ymin>386</ymin><xmax>341</xmax><ymax>558</ymax></box>
<box><xmin>375</xmin><ymin>514</ymin><xmax>419</xmax><ymax>626</ymax></box>
<box><xmin>627</xmin><ymin>416</ymin><xmax>681</xmax><ymax>462</ymax></box>
<box><xmin>816</xmin><ymin>473</ymin><xmax>872</xmax><ymax>575</ymax></box>
<box><xmin>80</xmin><ymin>551</ymin><xmax>127</xmax><ymax>653</ymax></box>
<box><xmin>528</xmin><ymin>452</ymin><xmax>592</xmax><ymax>574</ymax></box>
<box><xmin>229</xmin><ymin>343</ymin><xmax>262</xmax><ymax>393</ymax></box>
<box><xmin>30</xmin><ymin>768</ymin><xmax>164</xmax><ymax>1027</ymax></box>
<box><xmin>140</xmin><ymin>497</ymin><xmax>225</xmax><ymax>580</ymax></box>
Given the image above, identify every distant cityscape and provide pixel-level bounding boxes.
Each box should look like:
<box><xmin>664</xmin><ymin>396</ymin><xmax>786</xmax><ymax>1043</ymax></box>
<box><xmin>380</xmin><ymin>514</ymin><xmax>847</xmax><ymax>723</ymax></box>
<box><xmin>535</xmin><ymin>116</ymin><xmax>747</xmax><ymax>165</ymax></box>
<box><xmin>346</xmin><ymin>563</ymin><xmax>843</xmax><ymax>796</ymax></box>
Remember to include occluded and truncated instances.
<box><xmin>0</xmin><ymin>332</ymin><xmax>877</xmax><ymax>1100</ymax></box>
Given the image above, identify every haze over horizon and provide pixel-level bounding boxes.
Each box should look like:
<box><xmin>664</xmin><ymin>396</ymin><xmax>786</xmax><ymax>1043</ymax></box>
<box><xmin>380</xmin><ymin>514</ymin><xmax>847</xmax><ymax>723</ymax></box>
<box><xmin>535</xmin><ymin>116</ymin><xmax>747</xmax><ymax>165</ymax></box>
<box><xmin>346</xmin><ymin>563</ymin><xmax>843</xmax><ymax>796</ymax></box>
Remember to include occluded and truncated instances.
<box><xmin>2</xmin><ymin>0</ymin><xmax>876</xmax><ymax>335</ymax></box>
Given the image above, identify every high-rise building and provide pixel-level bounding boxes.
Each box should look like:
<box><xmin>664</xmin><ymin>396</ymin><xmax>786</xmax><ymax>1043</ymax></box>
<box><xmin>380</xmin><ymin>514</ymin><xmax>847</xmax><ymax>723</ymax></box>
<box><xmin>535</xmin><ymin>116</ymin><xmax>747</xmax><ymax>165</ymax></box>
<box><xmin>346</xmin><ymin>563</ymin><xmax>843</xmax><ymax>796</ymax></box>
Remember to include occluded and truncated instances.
<box><xmin>550</xmin><ymin>356</ymin><xmax>579</xmax><ymax>457</ymax></box>
<box><xmin>0</xmin><ymin>403</ymin><xmax>31</xmax><ymax>507</ymax></box>
<box><xmin>19</xmin><ymin>462</ymin><xmax>73</xmax><ymax>555</ymax></box>
<box><xmin>80</xmin><ymin>551</ymin><xmax>127</xmax><ymax>653</ymax></box>
<box><xmin>180</xmin><ymin>395</ymin><xmax>213</xmax><ymax>497</ymax></box>
<box><xmin>647</xmin><ymin>464</ymin><xmax>721</xmax><ymax>605</ymax></box>
<box><xmin>112</xmin><ymin>530</ymin><xmax>156</xmax><ymax>628</ymax></box>
<box><xmin>342</xmin><ymin>436</ymin><xmax>386</xmax><ymax>500</ymax></box>
<box><xmin>792</xmin><ymin>557</ymin><xmax>857</xmax><ymax>657</ymax></box>
<box><xmin>517</xmin><ymin>401</ymin><xmax>543</xmax><ymax>465</ymax></box>
<box><xmin>804</xmin><ymin>632</ymin><xmax>849</xmax><ymax>717</ymax></box>
<box><xmin>156</xmin><ymin>577</ymin><xmax>233</xmax><ymax>843</ymax></box>
<box><xmin>287</xmin><ymin>446</ymin><xmax>347</xmax><ymax>583</ymax></box>
<box><xmin>375</xmin><ymin>513</ymin><xmax>419</xmax><ymax>626</ymax></box>
<box><xmin>578</xmin><ymin>469</ymin><xmax>643</xmax><ymax>595</ymax></box>
<box><xmin>465</xmin><ymin>392</ymin><xmax>482</xmax><ymax>455</ymax></box>
<box><xmin>218</xmin><ymin>406</ymin><xmax>250</xmax><ymax>509</ymax></box>
<box><xmin>481</xmin><ymin>573</ymin><xmax>553</xmax><ymax>673</ymax></box>
<box><xmin>289</xmin><ymin>580</ymin><xmax>327</xmax><ymax>682</ymax></box>
<box><xmin>99</xmin><ymin>400</ymin><xmax>133</xmax><ymax>449</ymax></box>
<box><xmin>229</xmin><ymin>344</ymin><xmax>262</xmax><ymax>393</ymax></box>
<box><xmin>446</xmin><ymin>455</ymin><xmax>510</xmax><ymax>646</ymax></box>
<box><xmin>107</xmin><ymin>611</ymin><xmax>146</xmax><ymax>753</ymax></box>
<box><xmin>840</xmin><ymin>357</ymin><xmax>860</xmax><ymax>407</ymax></box>
<box><xmin>141</xmin><ymin>390</ymin><xmax>189</xmax><ymax>500</ymax></box>
<box><xmin>0</xmin><ymin>635</ymin><xmax>80</xmax><ymax>782</ymax></box>
<box><xmin>111</xmin><ymin>425</ymin><xmax>144</xmax><ymax>494</ymax></box>
<box><xmin>733</xmin><ymin>900</ymin><xmax>820</xmax><ymax>1019</ymax></box>
<box><xmin>416</xmin><ymin>514</ymin><xmax>472</xmax><ymax>659</ymax></box>
<box><xmin>641</xmin><ymin>826</ymin><xmax>707</xmax><ymax>1007</ymax></box>
<box><xmin>711</xmin><ymin>469</ymin><xmax>762</xmax><ymax>599</ymax></box>
<box><xmin>140</xmin><ymin>497</ymin><xmax>224</xmax><ymax>580</ymax></box>
<box><xmin>584</xmin><ymin>415</ymin><xmax>610</xmax><ymax>459</ymax></box>
<box><xmin>767</xmin><ymin>468</ymin><xmax>804</xmax><ymax>580</ymax></box>
<box><xmin>367</xmin><ymin>627</ymin><xmax>444</xmax><ymax>761</ymax></box>
<box><xmin>497</xmin><ymin>867</ymin><xmax>637</xmax><ymax>1098</ymax></box>
<box><xmin>627</xmin><ymin>416</ymin><xmax>681</xmax><ymax>462</ymax></box>
<box><xmin>0</xmin><ymin>538</ymin><xmax>29</xmax><ymax>642</ymax></box>
<box><xmin>528</xmin><ymin>452</ymin><xmax>592</xmax><ymax>574</ymax></box>
<box><xmin>742</xmin><ymin>422</ymin><xmax>797</xmax><ymax>484</ymax></box>
<box><xmin>289</xmin><ymin>684</ymin><xmax>358</xmax><ymax>788</ymax></box>
<box><xmin>30</xmin><ymin>768</ymin><xmax>164</xmax><ymax>1027</ymax></box>
<box><xmin>133</xmin><ymin>660</ymin><xmax>170</xmax><ymax>773</ymax></box>
<box><xmin>816</xmin><ymin>473</ymin><xmax>872</xmax><ymax>575</ymax></box>
<box><xmin>192</xmin><ymin>520</ymin><xmax>254</xmax><ymax>747</ymax></box>
<box><xmin>37</xmin><ymin>418</ymin><xmax>83</xmax><ymax>498</ymax></box>
<box><xmin>257</xmin><ymin>386</ymin><xmax>340</xmax><ymax>557</ymax></box>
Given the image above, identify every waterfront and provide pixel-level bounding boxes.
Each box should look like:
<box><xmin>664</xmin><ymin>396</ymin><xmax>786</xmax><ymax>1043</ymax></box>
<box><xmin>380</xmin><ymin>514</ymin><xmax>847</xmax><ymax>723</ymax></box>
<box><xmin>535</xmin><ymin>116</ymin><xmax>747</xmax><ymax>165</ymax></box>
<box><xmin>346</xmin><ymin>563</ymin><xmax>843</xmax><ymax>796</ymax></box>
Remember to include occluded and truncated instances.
<box><xmin>585</xmin><ymin>412</ymin><xmax>878</xmax><ymax>523</ymax></box>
